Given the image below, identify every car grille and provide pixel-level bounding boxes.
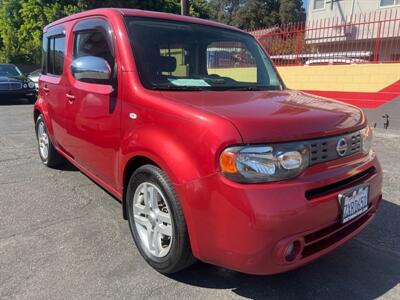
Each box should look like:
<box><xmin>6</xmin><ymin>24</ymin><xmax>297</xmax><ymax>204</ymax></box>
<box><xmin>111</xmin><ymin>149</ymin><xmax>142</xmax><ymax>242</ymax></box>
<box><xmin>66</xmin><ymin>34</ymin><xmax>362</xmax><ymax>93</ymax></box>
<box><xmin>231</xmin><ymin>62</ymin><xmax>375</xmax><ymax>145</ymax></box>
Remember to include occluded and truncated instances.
<box><xmin>305</xmin><ymin>167</ymin><xmax>376</xmax><ymax>200</ymax></box>
<box><xmin>308</xmin><ymin>131</ymin><xmax>362</xmax><ymax>165</ymax></box>
<box><xmin>0</xmin><ymin>82</ymin><xmax>22</xmax><ymax>91</ymax></box>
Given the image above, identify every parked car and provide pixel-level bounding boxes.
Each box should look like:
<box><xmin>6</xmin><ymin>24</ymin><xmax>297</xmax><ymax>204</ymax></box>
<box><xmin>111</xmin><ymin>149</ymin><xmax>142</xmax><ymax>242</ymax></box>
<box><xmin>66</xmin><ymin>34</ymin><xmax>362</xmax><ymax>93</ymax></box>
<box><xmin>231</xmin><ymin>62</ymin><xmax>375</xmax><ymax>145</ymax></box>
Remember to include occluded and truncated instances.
<box><xmin>305</xmin><ymin>57</ymin><xmax>368</xmax><ymax>65</ymax></box>
<box><xmin>28</xmin><ymin>68</ymin><xmax>41</xmax><ymax>91</ymax></box>
<box><xmin>34</xmin><ymin>8</ymin><xmax>382</xmax><ymax>275</ymax></box>
<box><xmin>0</xmin><ymin>64</ymin><xmax>37</xmax><ymax>103</ymax></box>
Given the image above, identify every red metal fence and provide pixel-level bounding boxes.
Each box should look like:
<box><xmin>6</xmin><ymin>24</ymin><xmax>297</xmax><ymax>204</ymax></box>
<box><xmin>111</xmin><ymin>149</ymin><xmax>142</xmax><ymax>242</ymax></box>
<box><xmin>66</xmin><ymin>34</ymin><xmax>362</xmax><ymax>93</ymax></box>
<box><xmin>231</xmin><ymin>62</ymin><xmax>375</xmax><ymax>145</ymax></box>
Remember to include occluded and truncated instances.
<box><xmin>249</xmin><ymin>8</ymin><xmax>400</xmax><ymax>66</ymax></box>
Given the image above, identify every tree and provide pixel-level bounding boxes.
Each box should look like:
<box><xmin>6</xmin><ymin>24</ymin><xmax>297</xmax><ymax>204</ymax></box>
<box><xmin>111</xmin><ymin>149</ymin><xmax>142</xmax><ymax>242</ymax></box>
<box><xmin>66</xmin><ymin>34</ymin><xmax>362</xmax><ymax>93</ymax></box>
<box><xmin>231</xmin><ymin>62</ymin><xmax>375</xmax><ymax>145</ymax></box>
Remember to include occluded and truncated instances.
<box><xmin>209</xmin><ymin>0</ymin><xmax>241</xmax><ymax>25</ymax></box>
<box><xmin>189</xmin><ymin>0</ymin><xmax>211</xmax><ymax>19</ymax></box>
<box><xmin>231</xmin><ymin>0</ymin><xmax>280</xmax><ymax>29</ymax></box>
<box><xmin>0</xmin><ymin>0</ymin><xmax>84</xmax><ymax>63</ymax></box>
<box><xmin>0</xmin><ymin>0</ymin><xmax>24</xmax><ymax>63</ymax></box>
<box><xmin>279</xmin><ymin>0</ymin><xmax>305</xmax><ymax>24</ymax></box>
<box><xmin>0</xmin><ymin>0</ymin><xmax>210</xmax><ymax>64</ymax></box>
<box><xmin>0</xmin><ymin>0</ymin><xmax>305</xmax><ymax>64</ymax></box>
<box><xmin>208</xmin><ymin>0</ymin><xmax>305</xmax><ymax>30</ymax></box>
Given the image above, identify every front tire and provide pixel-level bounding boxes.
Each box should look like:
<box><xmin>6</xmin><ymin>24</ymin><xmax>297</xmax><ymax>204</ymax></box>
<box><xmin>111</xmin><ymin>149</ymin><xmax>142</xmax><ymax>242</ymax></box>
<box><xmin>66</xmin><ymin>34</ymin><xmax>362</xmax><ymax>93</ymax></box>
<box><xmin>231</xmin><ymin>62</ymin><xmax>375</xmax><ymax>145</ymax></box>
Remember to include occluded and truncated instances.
<box><xmin>126</xmin><ymin>165</ymin><xmax>195</xmax><ymax>274</ymax></box>
<box><xmin>35</xmin><ymin>115</ymin><xmax>64</xmax><ymax>168</ymax></box>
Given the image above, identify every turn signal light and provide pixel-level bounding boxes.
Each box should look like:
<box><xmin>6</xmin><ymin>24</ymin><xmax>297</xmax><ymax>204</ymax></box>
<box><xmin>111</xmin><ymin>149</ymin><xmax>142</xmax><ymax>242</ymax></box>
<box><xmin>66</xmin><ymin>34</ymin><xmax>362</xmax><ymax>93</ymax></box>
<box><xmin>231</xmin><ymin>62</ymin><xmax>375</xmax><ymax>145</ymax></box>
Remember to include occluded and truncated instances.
<box><xmin>219</xmin><ymin>151</ymin><xmax>238</xmax><ymax>174</ymax></box>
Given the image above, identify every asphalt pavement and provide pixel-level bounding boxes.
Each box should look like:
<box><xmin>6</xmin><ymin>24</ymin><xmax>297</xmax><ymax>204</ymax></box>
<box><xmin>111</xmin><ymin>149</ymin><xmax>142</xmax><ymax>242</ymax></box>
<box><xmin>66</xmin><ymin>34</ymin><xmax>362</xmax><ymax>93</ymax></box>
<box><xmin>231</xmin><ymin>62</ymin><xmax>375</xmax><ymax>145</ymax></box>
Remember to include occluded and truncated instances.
<box><xmin>1</xmin><ymin>99</ymin><xmax>399</xmax><ymax>300</ymax></box>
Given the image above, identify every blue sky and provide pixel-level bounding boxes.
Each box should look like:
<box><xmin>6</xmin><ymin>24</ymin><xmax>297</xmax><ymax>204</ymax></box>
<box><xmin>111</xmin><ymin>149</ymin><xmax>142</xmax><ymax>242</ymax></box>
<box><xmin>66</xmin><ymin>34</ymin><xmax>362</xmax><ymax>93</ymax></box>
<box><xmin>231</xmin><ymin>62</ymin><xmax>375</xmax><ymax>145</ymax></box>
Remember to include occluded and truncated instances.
<box><xmin>303</xmin><ymin>0</ymin><xmax>308</xmax><ymax>9</ymax></box>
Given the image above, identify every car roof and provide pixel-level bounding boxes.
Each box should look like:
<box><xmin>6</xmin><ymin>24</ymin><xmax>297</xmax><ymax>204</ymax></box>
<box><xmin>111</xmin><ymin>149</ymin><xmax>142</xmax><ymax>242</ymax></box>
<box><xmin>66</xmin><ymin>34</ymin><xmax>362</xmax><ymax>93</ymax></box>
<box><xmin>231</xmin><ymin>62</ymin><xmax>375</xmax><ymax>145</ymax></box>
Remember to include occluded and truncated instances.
<box><xmin>0</xmin><ymin>63</ymin><xmax>17</xmax><ymax>66</ymax></box>
<box><xmin>44</xmin><ymin>8</ymin><xmax>248</xmax><ymax>35</ymax></box>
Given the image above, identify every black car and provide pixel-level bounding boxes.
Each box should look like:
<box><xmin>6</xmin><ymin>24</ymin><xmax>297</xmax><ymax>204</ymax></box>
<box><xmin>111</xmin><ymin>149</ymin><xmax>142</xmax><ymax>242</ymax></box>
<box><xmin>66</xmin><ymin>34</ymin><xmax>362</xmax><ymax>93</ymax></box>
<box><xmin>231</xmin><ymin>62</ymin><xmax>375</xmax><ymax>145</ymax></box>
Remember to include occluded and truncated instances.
<box><xmin>0</xmin><ymin>64</ymin><xmax>37</xmax><ymax>103</ymax></box>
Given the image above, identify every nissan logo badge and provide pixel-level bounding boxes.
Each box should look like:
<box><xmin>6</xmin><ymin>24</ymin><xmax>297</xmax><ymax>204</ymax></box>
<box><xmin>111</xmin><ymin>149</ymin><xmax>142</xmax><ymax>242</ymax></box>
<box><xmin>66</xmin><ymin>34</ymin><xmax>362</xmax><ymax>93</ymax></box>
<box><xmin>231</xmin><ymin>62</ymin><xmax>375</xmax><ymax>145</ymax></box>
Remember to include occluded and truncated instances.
<box><xmin>336</xmin><ymin>138</ymin><xmax>348</xmax><ymax>157</ymax></box>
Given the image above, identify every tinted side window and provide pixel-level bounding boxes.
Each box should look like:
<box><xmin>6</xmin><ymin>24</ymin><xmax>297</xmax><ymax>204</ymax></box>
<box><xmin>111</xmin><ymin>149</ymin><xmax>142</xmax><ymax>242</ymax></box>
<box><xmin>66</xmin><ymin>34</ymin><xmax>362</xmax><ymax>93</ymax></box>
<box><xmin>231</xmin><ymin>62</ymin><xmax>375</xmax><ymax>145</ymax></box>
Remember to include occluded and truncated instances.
<box><xmin>47</xmin><ymin>35</ymin><xmax>65</xmax><ymax>76</ymax></box>
<box><xmin>74</xmin><ymin>30</ymin><xmax>114</xmax><ymax>71</ymax></box>
<box><xmin>41</xmin><ymin>37</ymin><xmax>48</xmax><ymax>74</ymax></box>
<box><xmin>159</xmin><ymin>44</ymin><xmax>189</xmax><ymax>77</ymax></box>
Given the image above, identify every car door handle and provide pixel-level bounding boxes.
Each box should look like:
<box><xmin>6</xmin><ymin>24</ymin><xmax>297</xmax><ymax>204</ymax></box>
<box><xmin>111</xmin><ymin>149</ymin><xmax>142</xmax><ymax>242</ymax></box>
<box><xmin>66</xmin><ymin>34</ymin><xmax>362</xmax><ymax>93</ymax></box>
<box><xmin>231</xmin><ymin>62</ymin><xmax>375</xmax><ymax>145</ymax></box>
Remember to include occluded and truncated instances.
<box><xmin>66</xmin><ymin>93</ymin><xmax>75</xmax><ymax>101</ymax></box>
<box><xmin>43</xmin><ymin>86</ymin><xmax>50</xmax><ymax>93</ymax></box>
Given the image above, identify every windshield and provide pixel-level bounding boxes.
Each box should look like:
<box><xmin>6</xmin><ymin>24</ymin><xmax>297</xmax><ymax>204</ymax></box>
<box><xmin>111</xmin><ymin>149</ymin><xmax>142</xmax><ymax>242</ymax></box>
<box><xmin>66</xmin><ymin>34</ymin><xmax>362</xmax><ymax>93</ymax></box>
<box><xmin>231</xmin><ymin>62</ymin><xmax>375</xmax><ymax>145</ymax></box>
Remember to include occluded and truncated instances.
<box><xmin>0</xmin><ymin>64</ymin><xmax>22</xmax><ymax>77</ymax></box>
<box><xmin>30</xmin><ymin>69</ymin><xmax>41</xmax><ymax>77</ymax></box>
<box><xmin>124</xmin><ymin>17</ymin><xmax>282</xmax><ymax>91</ymax></box>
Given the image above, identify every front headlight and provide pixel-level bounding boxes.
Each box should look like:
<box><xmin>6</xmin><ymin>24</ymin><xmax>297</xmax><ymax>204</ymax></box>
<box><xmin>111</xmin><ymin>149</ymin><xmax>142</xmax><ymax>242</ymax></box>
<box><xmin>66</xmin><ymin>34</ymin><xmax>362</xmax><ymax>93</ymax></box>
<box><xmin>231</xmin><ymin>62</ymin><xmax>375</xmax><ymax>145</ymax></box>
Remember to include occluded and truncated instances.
<box><xmin>28</xmin><ymin>81</ymin><xmax>35</xmax><ymax>89</ymax></box>
<box><xmin>361</xmin><ymin>125</ymin><xmax>373</xmax><ymax>154</ymax></box>
<box><xmin>219</xmin><ymin>143</ymin><xmax>309</xmax><ymax>183</ymax></box>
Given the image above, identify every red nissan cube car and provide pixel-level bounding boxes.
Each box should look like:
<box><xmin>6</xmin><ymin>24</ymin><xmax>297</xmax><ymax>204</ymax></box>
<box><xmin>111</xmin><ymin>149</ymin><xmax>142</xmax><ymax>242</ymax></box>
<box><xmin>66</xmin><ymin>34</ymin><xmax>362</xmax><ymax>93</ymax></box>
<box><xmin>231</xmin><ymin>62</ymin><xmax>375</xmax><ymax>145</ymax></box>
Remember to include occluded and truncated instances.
<box><xmin>34</xmin><ymin>8</ymin><xmax>382</xmax><ymax>275</ymax></box>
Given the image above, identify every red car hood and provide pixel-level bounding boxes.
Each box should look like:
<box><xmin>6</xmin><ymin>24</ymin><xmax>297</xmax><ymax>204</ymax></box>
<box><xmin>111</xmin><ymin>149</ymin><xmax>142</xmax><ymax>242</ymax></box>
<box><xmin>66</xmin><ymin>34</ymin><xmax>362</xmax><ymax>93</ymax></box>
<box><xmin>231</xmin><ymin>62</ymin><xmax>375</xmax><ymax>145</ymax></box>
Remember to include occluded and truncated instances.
<box><xmin>161</xmin><ymin>90</ymin><xmax>366</xmax><ymax>143</ymax></box>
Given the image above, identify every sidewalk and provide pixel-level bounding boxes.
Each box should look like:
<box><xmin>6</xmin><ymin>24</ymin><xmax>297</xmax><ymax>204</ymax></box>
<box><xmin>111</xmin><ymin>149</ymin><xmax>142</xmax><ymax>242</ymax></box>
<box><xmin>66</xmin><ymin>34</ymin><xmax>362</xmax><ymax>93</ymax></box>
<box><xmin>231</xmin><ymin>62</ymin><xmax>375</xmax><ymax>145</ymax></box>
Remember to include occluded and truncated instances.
<box><xmin>364</xmin><ymin>97</ymin><xmax>400</xmax><ymax>130</ymax></box>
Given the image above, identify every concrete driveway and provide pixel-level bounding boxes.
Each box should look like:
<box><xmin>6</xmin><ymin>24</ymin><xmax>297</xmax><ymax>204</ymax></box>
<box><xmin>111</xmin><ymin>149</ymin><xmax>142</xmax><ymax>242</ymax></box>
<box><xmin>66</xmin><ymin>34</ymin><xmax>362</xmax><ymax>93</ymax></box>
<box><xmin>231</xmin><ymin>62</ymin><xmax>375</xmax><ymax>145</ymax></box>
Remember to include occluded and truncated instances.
<box><xmin>1</xmin><ymin>100</ymin><xmax>399</xmax><ymax>299</ymax></box>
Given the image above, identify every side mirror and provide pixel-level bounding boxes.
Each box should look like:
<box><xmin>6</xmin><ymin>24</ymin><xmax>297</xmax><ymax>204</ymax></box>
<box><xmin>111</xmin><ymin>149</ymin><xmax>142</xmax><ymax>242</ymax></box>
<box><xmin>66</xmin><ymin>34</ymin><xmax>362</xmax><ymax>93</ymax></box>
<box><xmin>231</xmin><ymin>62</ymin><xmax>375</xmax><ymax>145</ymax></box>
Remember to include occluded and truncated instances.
<box><xmin>71</xmin><ymin>56</ymin><xmax>112</xmax><ymax>84</ymax></box>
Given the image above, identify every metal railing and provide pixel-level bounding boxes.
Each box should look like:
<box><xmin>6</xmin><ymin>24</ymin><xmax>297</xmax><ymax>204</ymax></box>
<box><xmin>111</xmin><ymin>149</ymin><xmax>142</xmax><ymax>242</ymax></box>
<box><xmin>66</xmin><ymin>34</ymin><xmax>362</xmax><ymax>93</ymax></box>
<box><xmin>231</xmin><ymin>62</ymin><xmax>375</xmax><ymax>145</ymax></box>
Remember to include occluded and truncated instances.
<box><xmin>249</xmin><ymin>8</ymin><xmax>400</xmax><ymax>66</ymax></box>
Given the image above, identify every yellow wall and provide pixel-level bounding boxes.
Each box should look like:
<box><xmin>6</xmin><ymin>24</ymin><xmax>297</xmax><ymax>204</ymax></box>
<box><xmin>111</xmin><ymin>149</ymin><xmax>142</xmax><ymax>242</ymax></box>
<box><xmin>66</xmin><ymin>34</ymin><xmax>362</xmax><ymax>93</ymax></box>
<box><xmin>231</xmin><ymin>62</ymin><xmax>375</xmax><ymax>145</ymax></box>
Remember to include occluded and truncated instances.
<box><xmin>277</xmin><ymin>64</ymin><xmax>400</xmax><ymax>92</ymax></box>
<box><xmin>208</xmin><ymin>67</ymin><xmax>257</xmax><ymax>82</ymax></box>
<box><xmin>194</xmin><ymin>63</ymin><xmax>400</xmax><ymax>93</ymax></box>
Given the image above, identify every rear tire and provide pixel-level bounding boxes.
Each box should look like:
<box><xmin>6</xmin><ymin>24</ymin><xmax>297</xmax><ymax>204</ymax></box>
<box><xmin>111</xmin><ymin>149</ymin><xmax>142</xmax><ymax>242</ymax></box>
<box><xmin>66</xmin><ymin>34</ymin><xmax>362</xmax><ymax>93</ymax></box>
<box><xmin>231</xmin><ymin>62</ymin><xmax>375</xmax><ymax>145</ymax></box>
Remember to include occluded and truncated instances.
<box><xmin>126</xmin><ymin>164</ymin><xmax>195</xmax><ymax>274</ymax></box>
<box><xmin>35</xmin><ymin>114</ymin><xmax>64</xmax><ymax>168</ymax></box>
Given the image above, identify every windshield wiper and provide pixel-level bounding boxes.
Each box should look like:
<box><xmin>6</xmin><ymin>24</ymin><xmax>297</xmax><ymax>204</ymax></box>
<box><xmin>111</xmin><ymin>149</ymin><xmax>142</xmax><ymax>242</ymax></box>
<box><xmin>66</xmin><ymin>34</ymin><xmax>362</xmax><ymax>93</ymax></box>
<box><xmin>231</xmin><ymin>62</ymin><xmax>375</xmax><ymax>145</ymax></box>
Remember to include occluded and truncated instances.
<box><xmin>220</xmin><ymin>85</ymin><xmax>282</xmax><ymax>91</ymax></box>
<box><xmin>151</xmin><ymin>85</ymin><xmax>280</xmax><ymax>91</ymax></box>
<box><xmin>212</xmin><ymin>86</ymin><xmax>265</xmax><ymax>91</ymax></box>
<box><xmin>151</xmin><ymin>85</ymin><xmax>205</xmax><ymax>91</ymax></box>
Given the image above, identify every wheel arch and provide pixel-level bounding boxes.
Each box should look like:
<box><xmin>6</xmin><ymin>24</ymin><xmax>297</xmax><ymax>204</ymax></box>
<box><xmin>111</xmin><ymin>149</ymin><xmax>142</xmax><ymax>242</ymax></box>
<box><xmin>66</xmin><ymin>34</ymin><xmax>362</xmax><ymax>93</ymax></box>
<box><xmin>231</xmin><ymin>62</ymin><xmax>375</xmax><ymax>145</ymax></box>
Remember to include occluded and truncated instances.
<box><xmin>33</xmin><ymin>108</ymin><xmax>41</xmax><ymax>123</ymax></box>
<box><xmin>120</xmin><ymin>153</ymin><xmax>200</xmax><ymax>261</ymax></box>
<box><xmin>33</xmin><ymin>98</ymin><xmax>54</xmax><ymax>137</ymax></box>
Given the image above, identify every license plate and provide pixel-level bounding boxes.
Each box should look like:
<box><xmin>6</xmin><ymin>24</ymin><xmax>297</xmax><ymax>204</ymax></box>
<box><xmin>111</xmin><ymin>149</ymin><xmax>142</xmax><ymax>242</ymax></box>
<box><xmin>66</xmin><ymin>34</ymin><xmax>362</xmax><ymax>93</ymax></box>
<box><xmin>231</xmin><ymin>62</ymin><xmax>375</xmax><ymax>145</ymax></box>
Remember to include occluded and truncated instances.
<box><xmin>339</xmin><ymin>184</ymin><xmax>369</xmax><ymax>224</ymax></box>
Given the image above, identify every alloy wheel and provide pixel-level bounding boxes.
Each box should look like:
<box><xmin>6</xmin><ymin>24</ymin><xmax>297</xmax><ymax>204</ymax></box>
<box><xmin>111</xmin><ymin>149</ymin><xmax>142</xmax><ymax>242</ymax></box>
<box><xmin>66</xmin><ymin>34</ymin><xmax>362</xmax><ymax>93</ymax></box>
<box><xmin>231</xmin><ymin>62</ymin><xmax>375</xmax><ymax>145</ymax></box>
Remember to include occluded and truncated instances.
<box><xmin>132</xmin><ymin>182</ymin><xmax>173</xmax><ymax>258</ymax></box>
<box><xmin>37</xmin><ymin>121</ymin><xmax>49</xmax><ymax>160</ymax></box>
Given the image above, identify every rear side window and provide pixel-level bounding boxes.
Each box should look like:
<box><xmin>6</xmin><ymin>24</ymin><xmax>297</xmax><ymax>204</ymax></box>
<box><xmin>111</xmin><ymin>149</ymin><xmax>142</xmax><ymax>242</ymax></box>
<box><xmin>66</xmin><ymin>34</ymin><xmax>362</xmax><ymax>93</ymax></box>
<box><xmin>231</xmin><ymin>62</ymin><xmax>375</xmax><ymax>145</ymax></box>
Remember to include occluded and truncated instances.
<box><xmin>159</xmin><ymin>44</ymin><xmax>190</xmax><ymax>77</ymax></box>
<box><xmin>44</xmin><ymin>35</ymin><xmax>65</xmax><ymax>76</ymax></box>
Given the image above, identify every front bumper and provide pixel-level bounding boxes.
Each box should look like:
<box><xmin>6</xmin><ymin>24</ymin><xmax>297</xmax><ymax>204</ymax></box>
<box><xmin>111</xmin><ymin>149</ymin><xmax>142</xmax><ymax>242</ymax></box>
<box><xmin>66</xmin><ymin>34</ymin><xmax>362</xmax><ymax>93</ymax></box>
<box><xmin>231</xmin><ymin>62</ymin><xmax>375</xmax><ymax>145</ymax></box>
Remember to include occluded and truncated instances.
<box><xmin>0</xmin><ymin>89</ymin><xmax>36</xmax><ymax>98</ymax></box>
<box><xmin>176</xmin><ymin>151</ymin><xmax>382</xmax><ymax>275</ymax></box>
